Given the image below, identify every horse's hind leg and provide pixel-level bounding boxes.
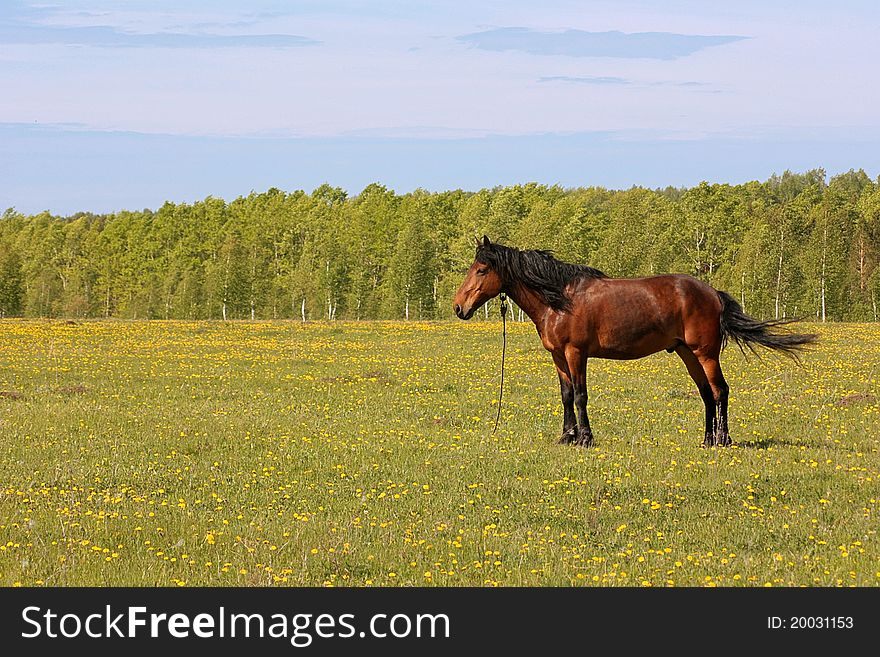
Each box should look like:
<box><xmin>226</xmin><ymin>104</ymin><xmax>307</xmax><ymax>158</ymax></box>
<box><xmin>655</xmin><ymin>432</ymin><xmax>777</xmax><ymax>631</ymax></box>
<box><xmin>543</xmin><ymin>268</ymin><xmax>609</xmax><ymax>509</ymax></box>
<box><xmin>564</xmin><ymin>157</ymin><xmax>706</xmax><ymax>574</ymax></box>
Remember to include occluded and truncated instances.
<box><xmin>675</xmin><ymin>346</ymin><xmax>716</xmax><ymax>446</ymax></box>
<box><xmin>698</xmin><ymin>356</ymin><xmax>731</xmax><ymax>446</ymax></box>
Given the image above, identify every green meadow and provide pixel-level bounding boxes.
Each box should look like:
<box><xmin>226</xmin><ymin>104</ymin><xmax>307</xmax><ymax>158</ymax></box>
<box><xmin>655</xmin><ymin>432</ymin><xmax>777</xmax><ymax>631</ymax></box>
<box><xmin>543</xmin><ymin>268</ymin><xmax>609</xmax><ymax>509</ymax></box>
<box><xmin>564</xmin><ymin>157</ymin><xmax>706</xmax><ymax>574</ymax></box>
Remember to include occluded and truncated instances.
<box><xmin>0</xmin><ymin>319</ymin><xmax>877</xmax><ymax>586</ymax></box>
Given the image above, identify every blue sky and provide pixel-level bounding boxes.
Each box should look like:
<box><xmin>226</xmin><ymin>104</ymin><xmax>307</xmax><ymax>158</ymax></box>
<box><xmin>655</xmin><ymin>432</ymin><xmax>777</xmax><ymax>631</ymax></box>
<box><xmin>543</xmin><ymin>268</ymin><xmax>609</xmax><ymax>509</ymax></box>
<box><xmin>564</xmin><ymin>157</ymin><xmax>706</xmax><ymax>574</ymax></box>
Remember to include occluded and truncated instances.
<box><xmin>2</xmin><ymin>0</ymin><xmax>879</xmax><ymax>214</ymax></box>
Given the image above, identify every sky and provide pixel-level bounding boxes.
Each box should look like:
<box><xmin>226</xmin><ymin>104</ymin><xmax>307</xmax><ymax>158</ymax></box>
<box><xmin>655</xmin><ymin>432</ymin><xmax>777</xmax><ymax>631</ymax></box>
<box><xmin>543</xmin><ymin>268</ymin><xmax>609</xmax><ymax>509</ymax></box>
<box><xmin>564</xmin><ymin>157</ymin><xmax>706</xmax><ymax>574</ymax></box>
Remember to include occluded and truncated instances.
<box><xmin>1</xmin><ymin>0</ymin><xmax>879</xmax><ymax>214</ymax></box>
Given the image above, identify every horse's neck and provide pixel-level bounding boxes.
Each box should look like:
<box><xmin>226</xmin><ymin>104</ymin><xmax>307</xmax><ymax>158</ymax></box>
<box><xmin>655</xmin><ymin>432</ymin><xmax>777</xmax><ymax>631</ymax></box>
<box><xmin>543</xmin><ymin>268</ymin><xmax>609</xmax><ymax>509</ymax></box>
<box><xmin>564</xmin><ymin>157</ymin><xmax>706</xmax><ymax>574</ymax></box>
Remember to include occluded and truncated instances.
<box><xmin>506</xmin><ymin>282</ymin><xmax>552</xmax><ymax>330</ymax></box>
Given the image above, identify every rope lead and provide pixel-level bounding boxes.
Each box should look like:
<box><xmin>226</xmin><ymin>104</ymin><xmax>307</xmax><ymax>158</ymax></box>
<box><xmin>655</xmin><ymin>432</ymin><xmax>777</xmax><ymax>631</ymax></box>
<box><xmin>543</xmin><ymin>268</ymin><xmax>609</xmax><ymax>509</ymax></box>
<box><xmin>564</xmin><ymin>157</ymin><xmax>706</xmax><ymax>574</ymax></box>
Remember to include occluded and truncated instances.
<box><xmin>492</xmin><ymin>292</ymin><xmax>508</xmax><ymax>434</ymax></box>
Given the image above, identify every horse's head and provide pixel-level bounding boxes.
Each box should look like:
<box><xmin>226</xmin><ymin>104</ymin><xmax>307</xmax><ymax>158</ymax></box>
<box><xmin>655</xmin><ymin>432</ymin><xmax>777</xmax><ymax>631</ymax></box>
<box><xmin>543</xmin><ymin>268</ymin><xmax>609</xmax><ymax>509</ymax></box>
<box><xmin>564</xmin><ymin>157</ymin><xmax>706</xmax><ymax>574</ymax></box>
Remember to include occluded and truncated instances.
<box><xmin>453</xmin><ymin>235</ymin><xmax>504</xmax><ymax>320</ymax></box>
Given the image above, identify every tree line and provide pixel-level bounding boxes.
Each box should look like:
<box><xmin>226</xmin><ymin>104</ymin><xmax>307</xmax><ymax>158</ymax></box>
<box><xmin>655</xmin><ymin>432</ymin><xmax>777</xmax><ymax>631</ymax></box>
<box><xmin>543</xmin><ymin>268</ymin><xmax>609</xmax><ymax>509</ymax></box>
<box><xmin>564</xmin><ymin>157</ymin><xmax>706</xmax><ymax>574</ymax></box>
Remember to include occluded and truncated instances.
<box><xmin>1</xmin><ymin>169</ymin><xmax>879</xmax><ymax>322</ymax></box>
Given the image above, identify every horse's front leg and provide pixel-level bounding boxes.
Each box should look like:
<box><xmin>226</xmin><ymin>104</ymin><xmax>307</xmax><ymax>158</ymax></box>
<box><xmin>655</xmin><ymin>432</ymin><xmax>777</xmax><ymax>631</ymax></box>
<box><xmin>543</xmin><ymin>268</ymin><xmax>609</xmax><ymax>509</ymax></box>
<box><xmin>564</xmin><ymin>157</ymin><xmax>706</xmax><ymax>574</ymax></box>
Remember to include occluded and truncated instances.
<box><xmin>567</xmin><ymin>347</ymin><xmax>593</xmax><ymax>447</ymax></box>
<box><xmin>552</xmin><ymin>355</ymin><xmax>577</xmax><ymax>444</ymax></box>
<box><xmin>556</xmin><ymin>371</ymin><xmax>577</xmax><ymax>444</ymax></box>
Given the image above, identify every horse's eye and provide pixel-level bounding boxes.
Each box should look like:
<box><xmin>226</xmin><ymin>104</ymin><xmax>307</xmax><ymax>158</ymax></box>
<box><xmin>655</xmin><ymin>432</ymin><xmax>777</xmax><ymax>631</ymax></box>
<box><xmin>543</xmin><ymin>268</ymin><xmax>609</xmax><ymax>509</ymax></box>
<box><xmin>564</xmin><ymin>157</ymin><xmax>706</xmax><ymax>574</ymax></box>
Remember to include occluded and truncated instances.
<box><xmin>476</xmin><ymin>268</ymin><xmax>488</xmax><ymax>276</ymax></box>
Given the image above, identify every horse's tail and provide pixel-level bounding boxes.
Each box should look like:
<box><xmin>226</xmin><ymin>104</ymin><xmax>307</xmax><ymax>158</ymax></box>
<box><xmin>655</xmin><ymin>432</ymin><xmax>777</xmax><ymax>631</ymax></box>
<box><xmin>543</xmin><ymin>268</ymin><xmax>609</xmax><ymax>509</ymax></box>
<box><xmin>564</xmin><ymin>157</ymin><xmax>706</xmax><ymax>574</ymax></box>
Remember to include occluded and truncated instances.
<box><xmin>717</xmin><ymin>290</ymin><xmax>818</xmax><ymax>358</ymax></box>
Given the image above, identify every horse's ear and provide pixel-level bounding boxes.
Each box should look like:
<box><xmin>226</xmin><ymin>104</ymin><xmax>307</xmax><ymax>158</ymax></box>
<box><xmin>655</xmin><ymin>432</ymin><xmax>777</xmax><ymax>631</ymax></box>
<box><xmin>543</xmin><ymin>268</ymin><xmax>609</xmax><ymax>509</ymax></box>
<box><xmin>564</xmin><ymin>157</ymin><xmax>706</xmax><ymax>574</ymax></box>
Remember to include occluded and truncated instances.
<box><xmin>482</xmin><ymin>235</ymin><xmax>491</xmax><ymax>247</ymax></box>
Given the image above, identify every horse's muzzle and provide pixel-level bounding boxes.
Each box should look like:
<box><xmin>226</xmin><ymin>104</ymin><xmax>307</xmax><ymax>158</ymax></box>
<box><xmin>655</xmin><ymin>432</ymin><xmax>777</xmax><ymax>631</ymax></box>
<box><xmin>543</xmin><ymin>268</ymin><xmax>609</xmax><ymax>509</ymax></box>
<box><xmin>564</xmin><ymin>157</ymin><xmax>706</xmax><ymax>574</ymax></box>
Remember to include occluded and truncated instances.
<box><xmin>454</xmin><ymin>304</ymin><xmax>473</xmax><ymax>320</ymax></box>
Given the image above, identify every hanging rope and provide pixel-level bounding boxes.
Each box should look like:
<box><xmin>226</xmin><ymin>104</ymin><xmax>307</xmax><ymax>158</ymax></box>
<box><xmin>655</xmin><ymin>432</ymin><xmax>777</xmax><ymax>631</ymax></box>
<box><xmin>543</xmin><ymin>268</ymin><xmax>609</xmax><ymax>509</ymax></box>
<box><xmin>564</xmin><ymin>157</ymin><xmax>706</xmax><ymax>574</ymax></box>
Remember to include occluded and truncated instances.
<box><xmin>492</xmin><ymin>292</ymin><xmax>508</xmax><ymax>434</ymax></box>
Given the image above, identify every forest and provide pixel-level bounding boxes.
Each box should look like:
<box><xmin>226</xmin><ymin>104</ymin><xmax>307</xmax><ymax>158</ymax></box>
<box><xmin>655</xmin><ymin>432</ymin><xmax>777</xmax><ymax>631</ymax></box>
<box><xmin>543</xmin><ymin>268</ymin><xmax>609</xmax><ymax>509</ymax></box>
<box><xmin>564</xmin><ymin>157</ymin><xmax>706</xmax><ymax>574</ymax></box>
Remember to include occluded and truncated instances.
<box><xmin>0</xmin><ymin>168</ymin><xmax>879</xmax><ymax>322</ymax></box>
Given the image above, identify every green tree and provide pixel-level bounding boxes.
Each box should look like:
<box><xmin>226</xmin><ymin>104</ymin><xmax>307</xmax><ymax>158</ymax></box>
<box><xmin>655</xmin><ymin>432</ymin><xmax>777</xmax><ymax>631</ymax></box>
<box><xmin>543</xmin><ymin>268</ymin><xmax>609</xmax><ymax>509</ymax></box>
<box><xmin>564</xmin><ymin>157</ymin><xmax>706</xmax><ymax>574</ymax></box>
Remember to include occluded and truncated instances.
<box><xmin>2</xmin><ymin>171</ymin><xmax>880</xmax><ymax>322</ymax></box>
<box><xmin>384</xmin><ymin>210</ymin><xmax>434</xmax><ymax>319</ymax></box>
<box><xmin>856</xmin><ymin>184</ymin><xmax>880</xmax><ymax>319</ymax></box>
<box><xmin>0</xmin><ymin>241</ymin><xmax>24</xmax><ymax>317</ymax></box>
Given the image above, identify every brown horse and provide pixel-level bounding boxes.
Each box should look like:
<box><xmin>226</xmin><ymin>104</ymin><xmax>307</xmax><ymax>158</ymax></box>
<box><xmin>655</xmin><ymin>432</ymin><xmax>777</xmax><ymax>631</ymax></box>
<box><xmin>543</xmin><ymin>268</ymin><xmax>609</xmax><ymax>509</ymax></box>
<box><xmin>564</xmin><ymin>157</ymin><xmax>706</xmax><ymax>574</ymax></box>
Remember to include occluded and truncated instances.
<box><xmin>453</xmin><ymin>236</ymin><xmax>817</xmax><ymax>447</ymax></box>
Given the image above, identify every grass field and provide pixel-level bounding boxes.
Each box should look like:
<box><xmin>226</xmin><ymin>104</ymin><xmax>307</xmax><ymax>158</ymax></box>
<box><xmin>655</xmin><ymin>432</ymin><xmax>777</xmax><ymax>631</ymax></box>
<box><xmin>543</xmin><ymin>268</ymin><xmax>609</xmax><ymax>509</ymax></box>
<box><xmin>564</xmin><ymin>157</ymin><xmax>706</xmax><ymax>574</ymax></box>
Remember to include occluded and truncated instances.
<box><xmin>0</xmin><ymin>319</ymin><xmax>877</xmax><ymax>587</ymax></box>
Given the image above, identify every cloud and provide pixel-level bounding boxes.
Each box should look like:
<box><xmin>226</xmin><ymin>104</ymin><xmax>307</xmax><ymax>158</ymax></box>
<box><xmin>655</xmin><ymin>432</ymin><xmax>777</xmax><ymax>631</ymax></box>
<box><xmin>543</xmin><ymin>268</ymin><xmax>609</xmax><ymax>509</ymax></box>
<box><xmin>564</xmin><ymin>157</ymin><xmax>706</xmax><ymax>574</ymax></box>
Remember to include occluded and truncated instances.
<box><xmin>0</xmin><ymin>23</ymin><xmax>318</xmax><ymax>48</ymax></box>
<box><xmin>538</xmin><ymin>76</ymin><xmax>716</xmax><ymax>90</ymax></box>
<box><xmin>538</xmin><ymin>75</ymin><xmax>632</xmax><ymax>85</ymax></box>
<box><xmin>457</xmin><ymin>27</ymin><xmax>747</xmax><ymax>60</ymax></box>
<box><xmin>0</xmin><ymin>1</ymin><xmax>318</xmax><ymax>49</ymax></box>
<box><xmin>340</xmin><ymin>125</ymin><xmax>499</xmax><ymax>139</ymax></box>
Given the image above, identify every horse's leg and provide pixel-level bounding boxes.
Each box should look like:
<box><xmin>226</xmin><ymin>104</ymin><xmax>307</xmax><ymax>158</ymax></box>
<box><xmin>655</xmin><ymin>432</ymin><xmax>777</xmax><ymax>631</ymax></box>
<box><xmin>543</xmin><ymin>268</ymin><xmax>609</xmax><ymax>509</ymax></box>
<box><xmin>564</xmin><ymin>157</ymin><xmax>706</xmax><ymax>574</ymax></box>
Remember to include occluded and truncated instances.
<box><xmin>566</xmin><ymin>347</ymin><xmax>593</xmax><ymax>447</ymax></box>
<box><xmin>675</xmin><ymin>346</ymin><xmax>716</xmax><ymax>446</ymax></box>
<box><xmin>552</xmin><ymin>354</ymin><xmax>577</xmax><ymax>444</ymax></box>
<box><xmin>698</xmin><ymin>356</ymin><xmax>731</xmax><ymax>446</ymax></box>
<box><xmin>556</xmin><ymin>371</ymin><xmax>577</xmax><ymax>444</ymax></box>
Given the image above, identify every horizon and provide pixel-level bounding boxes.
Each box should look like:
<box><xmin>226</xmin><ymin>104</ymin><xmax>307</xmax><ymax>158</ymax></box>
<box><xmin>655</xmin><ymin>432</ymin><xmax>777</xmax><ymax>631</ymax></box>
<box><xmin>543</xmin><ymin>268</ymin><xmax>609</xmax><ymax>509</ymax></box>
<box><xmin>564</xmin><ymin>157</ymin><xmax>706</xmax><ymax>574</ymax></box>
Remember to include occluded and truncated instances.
<box><xmin>4</xmin><ymin>162</ymin><xmax>872</xmax><ymax>219</ymax></box>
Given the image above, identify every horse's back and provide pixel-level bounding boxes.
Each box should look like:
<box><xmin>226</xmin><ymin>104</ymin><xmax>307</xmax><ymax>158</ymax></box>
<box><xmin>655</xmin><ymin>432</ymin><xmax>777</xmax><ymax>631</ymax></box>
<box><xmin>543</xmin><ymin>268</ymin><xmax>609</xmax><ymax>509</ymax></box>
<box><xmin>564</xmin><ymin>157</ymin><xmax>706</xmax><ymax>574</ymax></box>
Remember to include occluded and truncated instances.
<box><xmin>569</xmin><ymin>274</ymin><xmax>721</xmax><ymax>359</ymax></box>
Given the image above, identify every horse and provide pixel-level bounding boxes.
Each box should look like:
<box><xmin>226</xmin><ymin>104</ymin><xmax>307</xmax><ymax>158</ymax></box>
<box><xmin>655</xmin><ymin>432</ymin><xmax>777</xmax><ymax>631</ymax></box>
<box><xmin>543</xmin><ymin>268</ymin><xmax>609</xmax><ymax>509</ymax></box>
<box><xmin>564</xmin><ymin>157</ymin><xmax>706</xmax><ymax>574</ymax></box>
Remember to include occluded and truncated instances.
<box><xmin>453</xmin><ymin>236</ymin><xmax>817</xmax><ymax>447</ymax></box>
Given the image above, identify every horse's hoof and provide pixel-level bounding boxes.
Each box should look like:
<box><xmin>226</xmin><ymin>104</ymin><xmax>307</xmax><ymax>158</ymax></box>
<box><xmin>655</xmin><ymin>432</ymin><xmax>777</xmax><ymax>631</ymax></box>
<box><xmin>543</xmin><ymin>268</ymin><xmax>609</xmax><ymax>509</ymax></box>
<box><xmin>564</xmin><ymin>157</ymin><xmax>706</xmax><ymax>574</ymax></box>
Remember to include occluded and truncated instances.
<box><xmin>558</xmin><ymin>428</ymin><xmax>577</xmax><ymax>445</ymax></box>
<box><xmin>717</xmin><ymin>434</ymin><xmax>732</xmax><ymax>447</ymax></box>
<box><xmin>574</xmin><ymin>427</ymin><xmax>594</xmax><ymax>447</ymax></box>
<box><xmin>702</xmin><ymin>435</ymin><xmax>716</xmax><ymax>448</ymax></box>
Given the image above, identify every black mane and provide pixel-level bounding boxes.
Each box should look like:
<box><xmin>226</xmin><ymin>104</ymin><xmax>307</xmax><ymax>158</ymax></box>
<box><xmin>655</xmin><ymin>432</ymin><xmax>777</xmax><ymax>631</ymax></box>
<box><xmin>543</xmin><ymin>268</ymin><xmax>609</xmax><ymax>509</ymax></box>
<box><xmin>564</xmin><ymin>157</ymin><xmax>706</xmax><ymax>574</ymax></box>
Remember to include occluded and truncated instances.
<box><xmin>476</xmin><ymin>242</ymin><xmax>606</xmax><ymax>311</ymax></box>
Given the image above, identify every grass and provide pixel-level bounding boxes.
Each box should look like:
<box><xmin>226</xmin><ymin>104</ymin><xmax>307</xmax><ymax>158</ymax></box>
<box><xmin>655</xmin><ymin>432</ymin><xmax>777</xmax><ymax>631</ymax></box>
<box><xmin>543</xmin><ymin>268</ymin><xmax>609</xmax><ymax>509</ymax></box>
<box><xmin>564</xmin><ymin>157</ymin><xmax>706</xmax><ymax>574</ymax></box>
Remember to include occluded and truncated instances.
<box><xmin>0</xmin><ymin>319</ymin><xmax>877</xmax><ymax>587</ymax></box>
